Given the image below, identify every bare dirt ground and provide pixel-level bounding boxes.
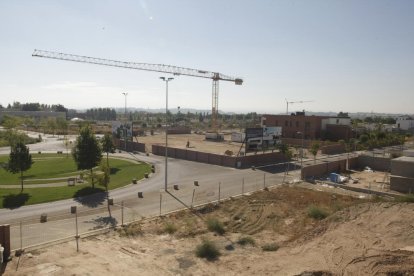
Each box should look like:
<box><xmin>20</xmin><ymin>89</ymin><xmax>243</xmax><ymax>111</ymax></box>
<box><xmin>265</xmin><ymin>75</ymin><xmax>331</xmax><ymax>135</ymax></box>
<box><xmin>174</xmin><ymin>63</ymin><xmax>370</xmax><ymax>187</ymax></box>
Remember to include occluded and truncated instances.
<box><xmin>4</xmin><ymin>185</ymin><xmax>414</xmax><ymax>276</ymax></box>
<box><xmin>138</xmin><ymin>132</ymin><xmax>247</xmax><ymax>155</ymax></box>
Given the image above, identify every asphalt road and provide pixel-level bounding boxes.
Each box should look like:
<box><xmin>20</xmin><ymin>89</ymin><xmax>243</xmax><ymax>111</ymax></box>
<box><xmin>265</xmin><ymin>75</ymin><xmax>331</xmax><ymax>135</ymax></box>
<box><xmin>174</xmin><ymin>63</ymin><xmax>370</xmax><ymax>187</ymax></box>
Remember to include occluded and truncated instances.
<box><xmin>0</xmin><ymin>133</ymin><xmax>301</xmax><ymax>249</ymax></box>
<box><xmin>0</xmin><ymin>130</ymin><xmax>363</xmax><ymax>250</ymax></box>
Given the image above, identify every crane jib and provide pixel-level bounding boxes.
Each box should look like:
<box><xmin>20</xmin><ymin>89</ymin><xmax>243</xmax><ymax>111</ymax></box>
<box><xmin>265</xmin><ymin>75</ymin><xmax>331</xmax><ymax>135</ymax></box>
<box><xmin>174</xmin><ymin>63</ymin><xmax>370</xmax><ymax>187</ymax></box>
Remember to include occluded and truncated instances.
<box><xmin>32</xmin><ymin>49</ymin><xmax>243</xmax><ymax>132</ymax></box>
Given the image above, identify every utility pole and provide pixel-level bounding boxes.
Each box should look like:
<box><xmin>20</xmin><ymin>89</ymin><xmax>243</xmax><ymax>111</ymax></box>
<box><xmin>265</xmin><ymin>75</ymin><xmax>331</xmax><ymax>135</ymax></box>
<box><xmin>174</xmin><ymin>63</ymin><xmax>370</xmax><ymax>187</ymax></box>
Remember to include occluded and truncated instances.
<box><xmin>160</xmin><ymin>77</ymin><xmax>173</xmax><ymax>191</ymax></box>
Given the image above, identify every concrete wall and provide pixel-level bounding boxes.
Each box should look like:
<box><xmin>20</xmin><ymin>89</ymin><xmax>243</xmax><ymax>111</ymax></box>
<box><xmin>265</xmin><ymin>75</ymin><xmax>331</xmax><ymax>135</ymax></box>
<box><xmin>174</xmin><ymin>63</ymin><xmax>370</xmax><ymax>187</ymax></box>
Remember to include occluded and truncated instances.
<box><xmin>321</xmin><ymin>144</ymin><xmax>346</xmax><ymax>155</ymax></box>
<box><xmin>281</xmin><ymin>138</ymin><xmax>313</xmax><ymax>148</ymax></box>
<box><xmin>167</xmin><ymin>127</ymin><xmax>191</xmax><ymax>134</ymax></box>
<box><xmin>390</xmin><ymin>176</ymin><xmax>414</xmax><ymax>193</ymax></box>
<box><xmin>282</xmin><ymin>138</ymin><xmax>345</xmax><ymax>155</ymax></box>
<box><xmin>391</xmin><ymin>157</ymin><xmax>414</xmax><ymax>178</ymax></box>
<box><xmin>301</xmin><ymin>157</ymin><xmax>356</xmax><ymax>179</ymax></box>
<box><xmin>357</xmin><ymin>155</ymin><xmax>391</xmax><ymax>171</ymax></box>
<box><xmin>151</xmin><ymin>144</ymin><xmax>285</xmax><ymax>168</ymax></box>
<box><xmin>114</xmin><ymin>138</ymin><xmax>146</xmax><ymax>153</ymax></box>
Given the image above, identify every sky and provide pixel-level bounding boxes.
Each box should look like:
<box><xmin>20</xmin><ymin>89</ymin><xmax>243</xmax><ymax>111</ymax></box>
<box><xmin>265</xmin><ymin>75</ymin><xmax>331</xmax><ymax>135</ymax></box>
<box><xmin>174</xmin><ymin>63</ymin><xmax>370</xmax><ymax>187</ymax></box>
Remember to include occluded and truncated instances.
<box><xmin>0</xmin><ymin>0</ymin><xmax>413</xmax><ymax>114</ymax></box>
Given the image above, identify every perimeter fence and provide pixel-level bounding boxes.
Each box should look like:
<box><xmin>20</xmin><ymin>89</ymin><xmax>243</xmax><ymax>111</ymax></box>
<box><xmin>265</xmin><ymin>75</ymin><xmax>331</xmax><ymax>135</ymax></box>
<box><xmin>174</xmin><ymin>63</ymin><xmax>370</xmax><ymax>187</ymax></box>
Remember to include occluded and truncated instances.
<box><xmin>7</xmin><ymin>168</ymin><xmax>298</xmax><ymax>252</ymax></box>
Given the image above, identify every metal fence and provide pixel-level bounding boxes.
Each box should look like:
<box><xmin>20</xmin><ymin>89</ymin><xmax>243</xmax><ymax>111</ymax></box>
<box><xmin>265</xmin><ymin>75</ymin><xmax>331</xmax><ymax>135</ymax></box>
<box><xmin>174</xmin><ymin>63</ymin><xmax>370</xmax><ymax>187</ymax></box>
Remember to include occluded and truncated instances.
<box><xmin>9</xmin><ymin>169</ymin><xmax>300</xmax><ymax>252</ymax></box>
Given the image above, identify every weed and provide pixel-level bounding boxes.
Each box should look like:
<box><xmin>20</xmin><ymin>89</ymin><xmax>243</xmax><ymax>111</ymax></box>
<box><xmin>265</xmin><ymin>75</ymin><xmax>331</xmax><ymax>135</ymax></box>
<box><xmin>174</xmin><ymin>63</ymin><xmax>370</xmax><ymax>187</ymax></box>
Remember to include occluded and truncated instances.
<box><xmin>237</xmin><ymin>236</ymin><xmax>255</xmax><ymax>246</ymax></box>
<box><xmin>163</xmin><ymin>222</ymin><xmax>177</xmax><ymax>234</ymax></box>
<box><xmin>262</xmin><ymin>243</ymin><xmax>279</xmax><ymax>251</ymax></box>
<box><xmin>206</xmin><ymin>218</ymin><xmax>225</xmax><ymax>235</ymax></box>
<box><xmin>195</xmin><ymin>239</ymin><xmax>221</xmax><ymax>261</ymax></box>
<box><xmin>395</xmin><ymin>194</ymin><xmax>414</xmax><ymax>203</ymax></box>
<box><xmin>308</xmin><ymin>205</ymin><xmax>329</xmax><ymax>220</ymax></box>
<box><xmin>118</xmin><ymin>222</ymin><xmax>143</xmax><ymax>237</ymax></box>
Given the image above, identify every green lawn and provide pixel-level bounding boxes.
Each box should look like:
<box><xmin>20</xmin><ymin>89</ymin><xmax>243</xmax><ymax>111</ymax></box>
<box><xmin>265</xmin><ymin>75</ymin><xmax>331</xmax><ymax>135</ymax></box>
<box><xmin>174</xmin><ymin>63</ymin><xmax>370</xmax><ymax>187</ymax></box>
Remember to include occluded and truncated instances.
<box><xmin>0</xmin><ymin>154</ymin><xmax>78</xmax><ymax>185</ymax></box>
<box><xmin>0</xmin><ymin>154</ymin><xmax>151</xmax><ymax>208</ymax></box>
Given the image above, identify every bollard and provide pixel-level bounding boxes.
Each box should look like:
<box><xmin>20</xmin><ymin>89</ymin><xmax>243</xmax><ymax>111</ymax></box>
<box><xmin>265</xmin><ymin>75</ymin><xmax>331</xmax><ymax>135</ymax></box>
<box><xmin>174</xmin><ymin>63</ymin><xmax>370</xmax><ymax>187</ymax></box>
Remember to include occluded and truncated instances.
<box><xmin>108</xmin><ymin>198</ymin><xmax>114</xmax><ymax>205</ymax></box>
<box><xmin>40</xmin><ymin>213</ymin><xmax>47</xmax><ymax>223</ymax></box>
<box><xmin>132</xmin><ymin>178</ymin><xmax>137</xmax><ymax>184</ymax></box>
<box><xmin>173</xmin><ymin>184</ymin><xmax>179</xmax><ymax>190</ymax></box>
<box><xmin>70</xmin><ymin>206</ymin><xmax>77</xmax><ymax>214</ymax></box>
<box><xmin>194</xmin><ymin>181</ymin><xmax>199</xmax><ymax>186</ymax></box>
<box><xmin>144</xmin><ymin>173</ymin><xmax>149</xmax><ymax>178</ymax></box>
<box><xmin>138</xmin><ymin>192</ymin><xmax>144</xmax><ymax>198</ymax></box>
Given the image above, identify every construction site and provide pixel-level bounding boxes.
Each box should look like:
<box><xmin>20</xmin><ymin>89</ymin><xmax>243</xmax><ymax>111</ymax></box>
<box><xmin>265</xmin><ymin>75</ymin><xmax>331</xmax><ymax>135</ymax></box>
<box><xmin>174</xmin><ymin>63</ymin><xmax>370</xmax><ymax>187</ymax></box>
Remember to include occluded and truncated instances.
<box><xmin>1</xmin><ymin>45</ymin><xmax>414</xmax><ymax>276</ymax></box>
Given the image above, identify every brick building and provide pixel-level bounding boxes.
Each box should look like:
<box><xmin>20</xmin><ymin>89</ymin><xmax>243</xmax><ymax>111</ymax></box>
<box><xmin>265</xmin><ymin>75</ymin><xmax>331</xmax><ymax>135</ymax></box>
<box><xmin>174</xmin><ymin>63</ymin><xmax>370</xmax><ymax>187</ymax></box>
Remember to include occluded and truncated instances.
<box><xmin>261</xmin><ymin>112</ymin><xmax>352</xmax><ymax>141</ymax></box>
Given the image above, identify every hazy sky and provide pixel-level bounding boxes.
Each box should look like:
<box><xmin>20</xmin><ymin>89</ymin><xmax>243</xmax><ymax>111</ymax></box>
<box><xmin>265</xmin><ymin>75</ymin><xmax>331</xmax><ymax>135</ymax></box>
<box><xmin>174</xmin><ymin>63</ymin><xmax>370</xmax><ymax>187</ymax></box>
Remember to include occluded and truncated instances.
<box><xmin>1</xmin><ymin>0</ymin><xmax>413</xmax><ymax>114</ymax></box>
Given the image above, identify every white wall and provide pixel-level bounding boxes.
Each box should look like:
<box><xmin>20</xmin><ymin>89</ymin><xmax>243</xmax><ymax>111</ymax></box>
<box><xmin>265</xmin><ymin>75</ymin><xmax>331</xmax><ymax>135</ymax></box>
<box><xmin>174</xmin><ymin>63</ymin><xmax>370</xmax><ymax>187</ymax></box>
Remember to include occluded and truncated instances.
<box><xmin>321</xmin><ymin>117</ymin><xmax>351</xmax><ymax>130</ymax></box>
<box><xmin>396</xmin><ymin>119</ymin><xmax>414</xmax><ymax>130</ymax></box>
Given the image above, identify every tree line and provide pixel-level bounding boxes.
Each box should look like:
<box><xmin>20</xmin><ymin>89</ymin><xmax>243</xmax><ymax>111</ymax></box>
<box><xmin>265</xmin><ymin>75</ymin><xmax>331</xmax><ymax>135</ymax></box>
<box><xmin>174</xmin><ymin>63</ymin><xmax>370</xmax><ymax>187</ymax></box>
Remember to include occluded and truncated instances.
<box><xmin>85</xmin><ymin>108</ymin><xmax>117</xmax><ymax>121</ymax></box>
<box><xmin>0</xmin><ymin>102</ymin><xmax>67</xmax><ymax>112</ymax></box>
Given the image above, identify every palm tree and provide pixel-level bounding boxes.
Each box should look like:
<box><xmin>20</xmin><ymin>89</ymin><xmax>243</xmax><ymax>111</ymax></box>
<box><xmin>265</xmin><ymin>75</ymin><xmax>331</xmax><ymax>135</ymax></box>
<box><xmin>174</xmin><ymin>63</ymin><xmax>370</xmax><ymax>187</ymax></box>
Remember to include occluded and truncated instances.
<box><xmin>278</xmin><ymin>143</ymin><xmax>292</xmax><ymax>174</ymax></box>
<box><xmin>310</xmin><ymin>142</ymin><xmax>320</xmax><ymax>164</ymax></box>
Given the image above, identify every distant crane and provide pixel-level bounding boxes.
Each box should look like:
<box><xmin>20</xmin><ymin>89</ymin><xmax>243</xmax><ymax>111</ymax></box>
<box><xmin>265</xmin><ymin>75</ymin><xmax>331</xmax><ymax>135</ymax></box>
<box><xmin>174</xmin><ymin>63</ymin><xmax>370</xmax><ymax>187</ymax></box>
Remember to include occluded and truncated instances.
<box><xmin>285</xmin><ymin>99</ymin><xmax>313</xmax><ymax>114</ymax></box>
<box><xmin>32</xmin><ymin>49</ymin><xmax>243</xmax><ymax>132</ymax></box>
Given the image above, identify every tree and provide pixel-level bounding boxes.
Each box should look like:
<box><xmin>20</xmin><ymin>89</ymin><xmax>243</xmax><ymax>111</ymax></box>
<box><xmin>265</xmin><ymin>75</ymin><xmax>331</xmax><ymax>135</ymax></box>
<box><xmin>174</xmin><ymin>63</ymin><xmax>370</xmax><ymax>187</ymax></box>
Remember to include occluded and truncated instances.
<box><xmin>278</xmin><ymin>143</ymin><xmax>292</xmax><ymax>174</ymax></box>
<box><xmin>98</xmin><ymin>161</ymin><xmax>112</xmax><ymax>217</ymax></box>
<box><xmin>72</xmin><ymin>126</ymin><xmax>102</xmax><ymax>188</ymax></box>
<box><xmin>310</xmin><ymin>142</ymin><xmax>320</xmax><ymax>164</ymax></box>
<box><xmin>101</xmin><ymin>133</ymin><xmax>115</xmax><ymax>167</ymax></box>
<box><xmin>56</xmin><ymin>118</ymin><xmax>68</xmax><ymax>137</ymax></box>
<box><xmin>46</xmin><ymin>118</ymin><xmax>57</xmax><ymax>137</ymax></box>
<box><xmin>7</xmin><ymin>142</ymin><xmax>33</xmax><ymax>191</ymax></box>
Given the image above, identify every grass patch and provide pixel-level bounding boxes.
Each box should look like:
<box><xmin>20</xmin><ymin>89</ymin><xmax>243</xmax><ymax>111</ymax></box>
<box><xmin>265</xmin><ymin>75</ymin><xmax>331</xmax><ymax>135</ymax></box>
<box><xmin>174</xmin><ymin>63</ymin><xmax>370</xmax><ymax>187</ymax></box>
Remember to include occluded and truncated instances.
<box><xmin>0</xmin><ymin>156</ymin><xmax>151</xmax><ymax>208</ymax></box>
<box><xmin>206</xmin><ymin>218</ymin><xmax>225</xmax><ymax>235</ymax></box>
<box><xmin>163</xmin><ymin>222</ymin><xmax>178</xmax><ymax>234</ymax></box>
<box><xmin>237</xmin><ymin>236</ymin><xmax>255</xmax><ymax>246</ymax></box>
<box><xmin>0</xmin><ymin>154</ymin><xmax>150</xmax><ymax>187</ymax></box>
<box><xmin>395</xmin><ymin>194</ymin><xmax>414</xmax><ymax>203</ymax></box>
<box><xmin>0</xmin><ymin>154</ymin><xmax>78</xmax><ymax>185</ymax></box>
<box><xmin>0</xmin><ymin>185</ymin><xmax>91</xmax><ymax>208</ymax></box>
<box><xmin>261</xmin><ymin>243</ymin><xmax>279</xmax><ymax>252</ymax></box>
<box><xmin>308</xmin><ymin>205</ymin><xmax>329</xmax><ymax>220</ymax></box>
<box><xmin>195</xmin><ymin>239</ymin><xmax>220</xmax><ymax>261</ymax></box>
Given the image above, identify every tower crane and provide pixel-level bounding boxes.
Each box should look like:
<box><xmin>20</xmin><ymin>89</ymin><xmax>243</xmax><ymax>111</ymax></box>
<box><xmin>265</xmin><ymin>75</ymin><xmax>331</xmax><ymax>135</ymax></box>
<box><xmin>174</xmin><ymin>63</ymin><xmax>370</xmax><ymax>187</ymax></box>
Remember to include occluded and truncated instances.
<box><xmin>285</xmin><ymin>99</ymin><xmax>313</xmax><ymax>114</ymax></box>
<box><xmin>32</xmin><ymin>49</ymin><xmax>243</xmax><ymax>132</ymax></box>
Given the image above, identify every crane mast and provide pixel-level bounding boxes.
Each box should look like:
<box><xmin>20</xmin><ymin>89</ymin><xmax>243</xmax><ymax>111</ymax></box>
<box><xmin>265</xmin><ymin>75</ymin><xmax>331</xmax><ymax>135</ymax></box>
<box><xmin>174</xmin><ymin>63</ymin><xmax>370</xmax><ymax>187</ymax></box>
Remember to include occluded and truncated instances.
<box><xmin>32</xmin><ymin>49</ymin><xmax>243</xmax><ymax>131</ymax></box>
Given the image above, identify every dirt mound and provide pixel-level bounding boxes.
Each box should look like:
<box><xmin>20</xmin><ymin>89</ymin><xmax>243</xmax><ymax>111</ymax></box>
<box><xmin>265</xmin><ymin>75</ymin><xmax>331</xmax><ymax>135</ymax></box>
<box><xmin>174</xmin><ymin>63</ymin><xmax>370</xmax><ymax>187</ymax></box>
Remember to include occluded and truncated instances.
<box><xmin>4</xmin><ymin>186</ymin><xmax>414</xmax><ymax>276</ymax></box>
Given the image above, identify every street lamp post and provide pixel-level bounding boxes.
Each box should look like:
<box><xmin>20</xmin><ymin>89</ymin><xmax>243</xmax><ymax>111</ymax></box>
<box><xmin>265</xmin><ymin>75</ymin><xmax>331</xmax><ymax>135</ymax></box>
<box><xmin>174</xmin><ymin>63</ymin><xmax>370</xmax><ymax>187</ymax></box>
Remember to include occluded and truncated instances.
<box><xmin>297</xmin><ymin>131</ymin><xmax>304</xmax><ymax>168</ymax></box>
<box><xmin>122</xmin><ymin>92</ymin><xmax>128</xmax><ymax>151</ymax></box>
<box><xmin>160</xmin><ymin>77</ymin><xmax>173</xmax><ymax>191</ymax></box>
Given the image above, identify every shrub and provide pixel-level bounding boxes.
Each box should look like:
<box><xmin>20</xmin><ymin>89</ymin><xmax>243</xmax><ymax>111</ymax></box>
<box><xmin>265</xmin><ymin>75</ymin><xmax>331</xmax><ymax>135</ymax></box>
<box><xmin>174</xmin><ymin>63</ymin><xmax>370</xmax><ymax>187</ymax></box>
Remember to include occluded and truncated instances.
<box><xmin>237</xmin><ymin>236</ymin><xmax>255</xmax><ymax>246</ymax></box>
<box><xmin>206</xmin><ymin>218</ymin><xmax>225</xmax><ymax>235</ymax></box>
<box><xmin>262</xmin><ymin>243</ymin><xmax>279</xmax><ymax>252</ymax></box>
<box><xmin>163</xmin><ymin>222</ymin><xmax>177</xmax><ymax>234</ymax></box>
<box><xmin>118</xmin><ymin>222</ymin><xmax>143</xmax><ymax>237</ymax></box>
<box><xmin>195</xmin><ymin>239</ymin><xmax>220</xmax><ymax>261</ymax></box>
<box><xmin>308</xmin><ymin>206</ymin><xmax>328</xmax><ymax>220</ymax></box>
